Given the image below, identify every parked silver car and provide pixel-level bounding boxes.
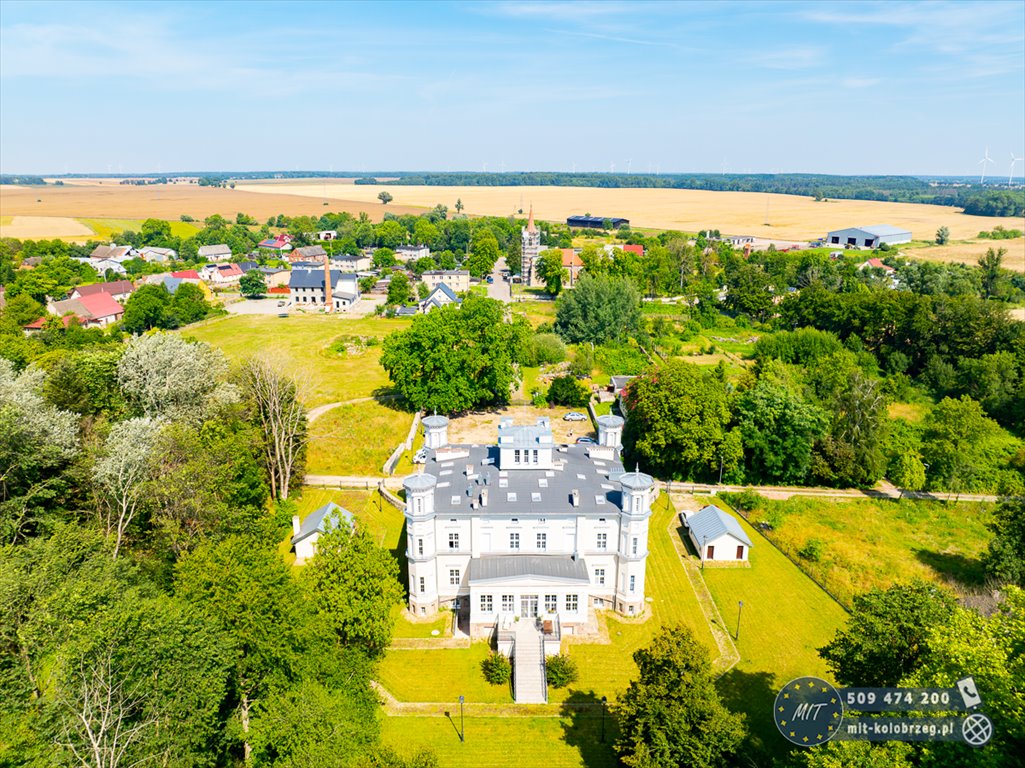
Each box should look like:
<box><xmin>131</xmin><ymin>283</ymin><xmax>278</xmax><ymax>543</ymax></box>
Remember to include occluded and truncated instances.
<box><xmin>563</xmin><ymin>412</ymin><xmax>588</xmax><ymax>422</ymax></box>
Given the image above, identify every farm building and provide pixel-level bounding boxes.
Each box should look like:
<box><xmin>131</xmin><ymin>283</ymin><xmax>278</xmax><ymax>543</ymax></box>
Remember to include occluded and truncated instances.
<box><xmin>139</xmin><ymin>246</ymin><xmax>177</xmax><ymax>262</ymax></box>
<box><xmin>826</xmin><ymin>225</ymin><xmax>911</xmax><ymax>249</ymax></box>
<box><xmin>291</xmin><ymin>501</ymin><xmax>354</xmax><ymax>564</ymax></box>
<box><xmin>291</xmin><ymin>245</ymin><xmax>328</xmax><ymax>262</ymax></box>
<box><xmin>684</xmin><ymin>504</ymin><xmax>752</xmax><ymax>563</ymax></box>
<box><xmin>567</xmin><ymin>215</ymin><xmax>630</xmax><ymax>230</ymax></box>
<box><xmin>198</xmin><ymin>244</ymin><xmax>232</xmax><ymax>260</ymax></box>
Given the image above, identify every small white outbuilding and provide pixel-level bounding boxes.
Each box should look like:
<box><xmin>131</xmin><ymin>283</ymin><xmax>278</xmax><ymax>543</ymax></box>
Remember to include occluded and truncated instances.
<box><xmin>291</xmin><ymin>501</ymin><xmax>354</xmax><ymax>564</ymax></box>
<box><xmin>685</xmin><ymin>504</ymin><xmax>753</xmax><ymax>563</ymax></box>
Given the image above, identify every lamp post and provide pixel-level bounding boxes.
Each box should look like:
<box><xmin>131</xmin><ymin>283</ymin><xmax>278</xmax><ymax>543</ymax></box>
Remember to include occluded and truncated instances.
<box><xmin>601</xmin><ymin>695</ymin><xmax>608</xmax><ymax>743</ymax></box>
<box><xmin>459</xmin><ymin>695</ymin><xmax>465</xmax><ymax>742</ymax></box>
<box><xmin>736</xmin><ymin>600</ymin><xmax>744</xmax><ymax>641</ymax></box>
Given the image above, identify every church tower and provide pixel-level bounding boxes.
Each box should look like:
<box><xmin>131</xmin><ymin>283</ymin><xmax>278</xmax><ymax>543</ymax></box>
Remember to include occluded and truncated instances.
<box><xmin>521</xmin><ymin>205</ymin><xmax>541</xmax><ymax>286</ymax></box>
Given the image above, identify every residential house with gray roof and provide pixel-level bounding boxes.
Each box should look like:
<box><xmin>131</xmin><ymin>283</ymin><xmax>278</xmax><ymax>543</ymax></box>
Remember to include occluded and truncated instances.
<box><xmin>288</xmin><ymin>266</ymin><xmax>361</xmax><ymax>311</ymax></box>
<box><xmin>291</xmin><ymin>501</ymin><xmax>354</xmax><ymax>564</ymax></box>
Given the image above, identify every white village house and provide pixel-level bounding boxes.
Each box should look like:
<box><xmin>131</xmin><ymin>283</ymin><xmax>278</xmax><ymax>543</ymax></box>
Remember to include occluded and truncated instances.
<box><xmin>421</xmin><ymin>270</ymin><xmax>470</xmax><ymax>293</ymax></box>
<box><xmin>419</xmin><ymin>283</ymin><xmax>461</xmax><ymax>313</ymax></box>
<box><xmin>291</xmin><ymin>501</ymin><xmax>354</xmax><ymax>565</ymax></box>
<box><xmin>684</xmin><ymin>504</ymin><xmax>753</xmax><ymax>563</ymax></box>
<box><xmin>198</xmin><ymin>244</ymin><xmax>232</xmax><ymax>260</ymax></box>
<box><xmin>402</xmin><ymin>414</ymin><xmax>651</xmax><ymax>638</ymax></box>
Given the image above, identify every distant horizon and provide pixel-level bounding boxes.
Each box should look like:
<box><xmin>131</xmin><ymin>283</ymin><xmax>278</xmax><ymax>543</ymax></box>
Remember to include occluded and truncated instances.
<box><xmin>5</xmin><ymin>170</ymin><xmax>1022</xmax><ymax>185</ymax></box>
<box><xmin>1</xmin><ymin>1</ymin><xmax>1022</xmax><ymax>177</ymax></box>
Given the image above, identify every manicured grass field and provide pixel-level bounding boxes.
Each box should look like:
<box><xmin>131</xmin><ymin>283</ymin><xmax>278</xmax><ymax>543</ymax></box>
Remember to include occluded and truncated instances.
<box><xmin>184</xmin><ymin>314</ymin><xmax>409</xmax><ymax>406</ymax></box>
<box><xmin>307</xmin><ymin>399</ymin><xmax>415</xmax><ymax>476</ymax></box>
<box><xmin>380</xmin><ymin>713</ymin><xmax>617</xmax><ymax>768</ymax></box>
<box><xmin>699</xmin><ymin>499</ymin><xmax>848</xmax><ymax>760</ymax></box>
<box><xmin>295</xmin><ymin>486</ymin><xmax>403</xmax><ymax>550</ymax></box>
<box><xmin>391</xmin><ymin>606</ymin><xmax>451</xmax><ymax>638</ymax></box>
<box><xmin>740</xmin><ymin>496</ymin><xmax>994</xmax><ymax>606</ymax></box>
<box><xmin>378</xmin><ymin>643</ymin><xmax>512</xmax><ymax>704</ymax></box>
<box><xmin>78</xmin><ymin>217</ymin><xmax>200</xmax><ymax>240</ymax></box>
<box><xmin>375</xmin><ymin>494</ymin><xmax>716</xmax><ymax>706</ymax></box>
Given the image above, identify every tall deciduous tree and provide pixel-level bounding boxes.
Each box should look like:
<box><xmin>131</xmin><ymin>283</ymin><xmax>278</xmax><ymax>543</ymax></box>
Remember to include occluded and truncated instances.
<box><xmin>536</xmin><ymin>248</ymin><xmax>568</xmax><ymax>294</ymax></box>
<box><xmin>622</xmin><ymin>361</ymin><xmax>741</xmax><ymax>481</ymax></box>
<box><xmin>984</xmin><ymin>497</ymin><xmax>1025</xmax><ymax>587</ymax></box>
<box><xmin>174</xmin><ymin>536</ymin><xmax>309</xmax><ymax>764</ymax></box>
<box><xmin>239</xmin><ymin>270</ymin><xmax>267</xmax><ymax>298</ymax></box>
<box><xmin>977</xmin><ymin>247</ymin><xmax>1005</xmax><ymax>299</ymax></box>
<box><xmin>239</xmin><ymin>358</ymin><xmax>308</xmax><ymax>500</ymax></box>
<box><xmin>818</xmin><ymin>580</ymin><xmax>957</xmax><ymax>687</ymax></box>
<box><xmin>737</xmin><ymin>373</ymin><xmax>828</xmax><ymax>484</ymax></box>
<box><xmin>920</xmin><ymin>395</ymin><xmax>1014</xmax><ymax>493</ymax></box>
<box><xmin>555</xmin><ymin>274</ymin><xmax>641</xmax><ymax>345</ymax></box>
<box><xmin>465</xmin><ymin>230</ymin><xmax>500</xmax><ymax>278</ymax></box>
<box><xmin>117</xmin><ymin>333</ymin><xmax>231</xmax><ymax>419</ymax></box>
<box><xmin>616</xmin><ymin>624</ymin><xmax>746</xmax><ymax>768</ymax></box>
<box><xmin>92</xmin><ymin>416</ymin><xmax>160</xmax><ymax>558</ymax></box>
<box><xmin>302</xmin><ymin>525</ymin><xmax>402</xmax><ymax>655</ymax></box>
<box><xmin>387</xmin><ymin>271</ymin><xmax>413</xmax><ymax>305</ymax></box>
<box><xmin>381</xmin><ymin>296</ymin><xmax>528</xmax><ymax>414</ymax></box>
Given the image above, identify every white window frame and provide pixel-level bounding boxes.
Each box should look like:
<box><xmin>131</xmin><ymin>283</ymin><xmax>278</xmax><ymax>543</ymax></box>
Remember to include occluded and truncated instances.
<box><xmin>480</xmin><ymin>594</ymin><xmax>493</xmax><ymax>613</ymax></box>
<box><xmin>595</xmin><ymin>568</ymin><xmax>605</xmax><ymax>586</ymax></box>
<box><xmin>597</xmin><ymin>533</ymin><xmax>607</xmax><ymax>551</ymax></box>
<box><xmin>510</xmin><ymin>532</ymin><xmax>520</xmax><ymax>551</ymax></box>
<box><xmin>449</xmin><ymin>533</ymin><xmax>460</xmax><ymax>550</ymax></box>
<box><xmin>537</xmin><ymin>532</ymin><xmax>547</xmax><ymax>551</ymax></box>
<box><xmin>449</xmin><ymin>569</ymin><xmax>460</xmax><ymax>586</ymax></box>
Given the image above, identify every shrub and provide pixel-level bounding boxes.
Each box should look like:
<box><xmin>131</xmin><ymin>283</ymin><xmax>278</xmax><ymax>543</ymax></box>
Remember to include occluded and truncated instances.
<box><xmin>545</xmin><ymin>654</ymin><xmax>578</xmax><ymax>688</ymax></box>
<box><xmin>719</xmin><ymin>490</ymin><xmax>763</xmax><ymax>513</ymax></box>
<box><xmin>798</xmin><ymin>538</ymin><xmax>826</xmax><ymax>562</ymax></box>
<box><xmin>595</xmin><ymin>342</ymin><xmax>648</xmax><ymax>376</ymax></box>
<box><xmin>547</xmin><ymin>375</ymin><xmax>590</xmax><ymax>407</ymax></box>
<box><xmin>481</xmin><ymin>652</ymin><xmax>511</xmax><ymax>685</ymax></box>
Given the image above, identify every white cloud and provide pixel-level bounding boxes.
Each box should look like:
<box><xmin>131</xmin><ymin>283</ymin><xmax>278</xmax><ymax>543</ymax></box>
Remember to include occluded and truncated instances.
<box><xmin>747</xmin><ymin>46</ymin><xmax>826</xmax><ymax>70</ymax></box>
<box><xmin>842</xmin><ymin>77</ymin><xmax>880</xmax><ymax>89</ymax></box>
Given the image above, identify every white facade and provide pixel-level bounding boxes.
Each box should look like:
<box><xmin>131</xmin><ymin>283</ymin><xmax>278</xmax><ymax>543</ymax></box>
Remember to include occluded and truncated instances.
<box><xmin>421</xmin><ymin>270</ymin><xmax>470</xmax><ymax>293</ymax></box>
<box><xmin>684</xmin><ymin>505</ymin><xmax>753</xmax><ymax>563</ymax></box>
<box><xmin>826</xmin><ymin>225</ymin><xmax>912</xmax><ymax>249</ymax></box>
<box><xmin>403</xmin><ymin>418</ymin><xmax>654</xmax><ymax>635</ymax></box>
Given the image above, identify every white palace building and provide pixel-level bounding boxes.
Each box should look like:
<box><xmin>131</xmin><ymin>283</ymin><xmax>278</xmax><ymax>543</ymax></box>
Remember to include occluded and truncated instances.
<box><xmin>402</xmin><ymin>414</ymin><xmax>654</xmax><ymax>638</ymax></box>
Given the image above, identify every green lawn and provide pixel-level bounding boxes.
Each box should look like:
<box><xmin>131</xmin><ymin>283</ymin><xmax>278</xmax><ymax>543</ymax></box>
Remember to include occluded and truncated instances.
<box><xmin>307</xmin><ymin>399</ymin><xmax>415</xmax><ymax>476</ymax></box>
<box><xmin>294</xmin><ymin>486</ymin><xmax>403</xmax><ymax>551</ymax></box>
<box><xmin>78</xmin><ymin>217</ymin><xmax>200</xmax><ymax>240</ymax></box>
<box><xmin>378</xmin><ymin>643</ymin><xmax>513</xmax><ymax>704</ymax></box>
<box><xmin>700</xmin><ymin>499</ymin><xmax>848</xmax><ymax>761</ymax></box>
<box><xmin>739</xmin><ymin>496</ymin><xmax>994</xmax><ymax>606</ymax></box>
<box><xmin>380</xmin><ymin>713</ymin><xmax>617</xmax><ymax>768</ymax></box>
<box><xmin>391</xmin><ymin>606</ymin><xmax>451</xmax><ymax>638</ymax></box>
<box><xmin>184</xmin><ymin>314</ymin><xmax>410</xmax><ymax>407</ymax></box>
<box><xmin>375</xmin><ymin>494</ymin><xmax>716</xmax><ymax>706</ymax></box>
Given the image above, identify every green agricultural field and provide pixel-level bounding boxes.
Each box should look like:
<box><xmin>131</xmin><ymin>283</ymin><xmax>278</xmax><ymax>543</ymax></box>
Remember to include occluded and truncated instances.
<box><xmin>307</xmin><ymin>399</ymin><xmax>415</xmax><ymax>477</ymax></box>
<box><xmin>380</xmin><ymin>713</ymin><xmax>617</xmax><ymax>768</ymax></box>
<box><xmin>738</xmin><ymin>496</ymin><xmax>993</xmax><ymax>606</ymax></box>
<box><xmin>699</xmin><ymin>500</ymin><xmax>848</xmax><ymax>761</ymax></box>
<box><xmin>184</xmin><ymin>314</ymin><xmax>410</xmax><ymax>406</ymax></box>
<box><xmin>77</xmin><ymin>217</ymin><xmax>200</xmax><ymax>240</ymax></box>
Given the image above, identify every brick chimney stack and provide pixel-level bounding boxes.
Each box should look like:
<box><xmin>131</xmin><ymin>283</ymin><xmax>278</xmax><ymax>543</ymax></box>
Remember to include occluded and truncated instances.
<box><xmin>323</xmin><ymin>255</ymin><xmax>333</xmax><ymax>313</ymax></box>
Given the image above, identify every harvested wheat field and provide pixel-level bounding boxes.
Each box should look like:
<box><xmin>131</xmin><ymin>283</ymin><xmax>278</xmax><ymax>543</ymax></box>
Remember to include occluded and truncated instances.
<box><xmin>0</xmin><ymin>181</ymin><xmax>422</xmax><ymax>233</ymax></box>
<box><xmin>0</xmin><ymin>215</ymin><xmax>94</xmax><ymax>239</ymax></box>
<box><xmin>235</xmin><ymin>181</ymin><xmax>1023</xmax><ymax>243</ymax></box>
<box><xmin>904</xmin><ymin>240</ymin><xmax>1025</xmax><ymax>272</ymax></box>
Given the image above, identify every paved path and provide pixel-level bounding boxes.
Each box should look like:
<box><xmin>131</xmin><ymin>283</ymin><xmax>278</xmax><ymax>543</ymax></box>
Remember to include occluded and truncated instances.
<box><xmin>307</xmin><ymin>393</ymin><xmax>401</xmax><ymax>424</ymax></box>
<box><xmin>664</xmin><ymin>481</ymin><xmax>999</xmax><ymax>504</ymax></box>
<box><xmin>513</xmin><ymin>620</ymin><xmax>547</xmax><ymax>704</ymax></box>
<box><xmin>487</xmin><ymin>257</ymin><xmax>512</xmax><ymax>302</ymax></box>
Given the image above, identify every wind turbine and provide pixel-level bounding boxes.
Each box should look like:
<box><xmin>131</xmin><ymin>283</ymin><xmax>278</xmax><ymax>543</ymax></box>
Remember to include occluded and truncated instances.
<box><xmin>610</xmin><ymin>161</ymin><xmax>616</xmax><ymax>174</ymax></box>
<box><xmin>978</xmin><ymin>147</ymin><xmax>993</xmax><ymax>183</ymax></box>
<box><xmin>1009</xmin><ymin>152</ymin><xmax>1023</xmax><ymax>185</ymax></box>
<box><xmin>626</xmin><ymin>158</ymin><xmax>632</xmax><ymax>175</ymax></box>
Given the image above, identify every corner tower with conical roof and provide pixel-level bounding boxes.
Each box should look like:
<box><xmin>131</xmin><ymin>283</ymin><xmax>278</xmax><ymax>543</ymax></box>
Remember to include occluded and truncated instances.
<box><xmin>521</xmin><ymin>204</ymin><xmax>541</xmax><ymax>286</ymax></box>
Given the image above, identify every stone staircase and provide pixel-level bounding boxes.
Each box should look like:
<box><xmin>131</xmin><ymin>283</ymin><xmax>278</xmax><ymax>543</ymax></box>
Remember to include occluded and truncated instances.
<box><xmin>513</xmin><ymin>620</ymin><xmax>547</xmax><ymax>704</ymax></box>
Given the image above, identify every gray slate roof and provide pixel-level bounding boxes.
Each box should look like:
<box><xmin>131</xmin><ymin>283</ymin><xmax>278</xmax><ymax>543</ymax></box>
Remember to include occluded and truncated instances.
<box><xmin>417</xmin><ymin>442</ymin><xmax>626</xmax><ymax>518</ymax></box>
<box><xmin>688</xmin><ymin>505</ymin><xmax>753</xmax><ymax>547</ymax></box>
<box><xmin>292</xmin><ymin>501</ymin><xmax>354</xmax><ymax>545</ymax></box>
<box><xmin>155</xmin><ymin>275</ymin><xmax>184</xmax><ymax>294</ymax></box>
<box><xmin>426</xmin><ymin>283</ymin><xmax>460</xmax><ymax>304</ymax></box>
<box><xmin>497</xmin><ymin>418</ymin><xmax>553</xmax><ymax>449</ymax></box>
<box><xmin>289</xmin><ymin>269</ymin><xmax>357</xmax><ymax>289</ymax></box>
<box><xmin>198</xmin><ymin>244</ymin><xmax>232</xmax><ymax>257</ymax></box>
<box><xmin>858</xmin><ymin>224</ymin><xmax>912</xmax><ymax>236</ymax></box>
<box><xmin>294</xmin><ymin>245</ymin><xmax>328</xmax><ymax>259</ymax></box>
<box><xmin>468</xmin><ymin>555</ymin><xmax>589</xmax><ymax>583</ymax></box>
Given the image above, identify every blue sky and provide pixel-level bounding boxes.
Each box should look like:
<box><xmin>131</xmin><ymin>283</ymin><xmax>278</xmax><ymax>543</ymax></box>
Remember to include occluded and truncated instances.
<box><xmin>1</xmin><ymin>1</ymin><xmax>1022</xmax><ymax>176</ymax></box>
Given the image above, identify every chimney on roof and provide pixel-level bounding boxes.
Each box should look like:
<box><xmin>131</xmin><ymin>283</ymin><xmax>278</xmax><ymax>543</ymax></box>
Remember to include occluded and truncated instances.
<box><xmin>323</xmin><ymin>255</ymin><xmax>333</xmax><ymax>313</ymax></box>
<box><xmin>480</xmin><ymin>489</ymin><xmax>488</xmax><ymax>507</ymax></box>
<box><xmin>291</xmin><ymin>514</ymin><xmax>301</xmax><ymax>538</ymax></box>
<box><xmin>571</xmin><ymin>489</ymin><xmax>580</xmax><ymax>507</ymax></box>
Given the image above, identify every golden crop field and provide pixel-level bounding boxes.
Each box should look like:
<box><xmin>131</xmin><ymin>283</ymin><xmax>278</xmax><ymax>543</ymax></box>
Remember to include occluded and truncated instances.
<box><xmin>235</xmin><ymin>181</ymin><xmax>1024</xmax><ymax>243</ymax></box>
<box><xmin>0</xmin><ymin>180</ymin><xmax>421</xmax><ymax>233</ymax></box>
